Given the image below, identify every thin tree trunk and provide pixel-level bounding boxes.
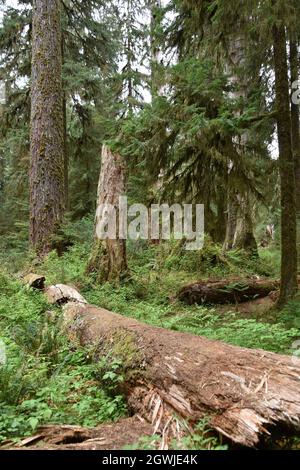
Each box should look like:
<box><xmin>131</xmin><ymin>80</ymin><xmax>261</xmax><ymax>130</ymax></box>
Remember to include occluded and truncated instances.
<box><xmin>273</xmin><ymin>24</ymin><xmax>298</xmax><ymax>305</ymax></box>
<box><xmin>150</xmin><ymin>0</ymin><xmax>162</xmax><ymax>99</ymax></box>
<box><xmin>223</xmin><ymin>189</ymin><xmax>238</xmax><ymax>250</ymax></box>
<box><xmin>30</xmin><ymin>0</ymin><xmax>65</xmax><ymax>257</ymax></box>
<box><xmin>290</xmin><ymin>40</ymin><xmax>300</xmax><ymax>267</ymax></box>
<box><xmin>126</xmin><ymin>0</ymin><xmax>134</xmax><ymax>114</ymax></box>
<box><xmin>62</xmin><ymin>32</ymin><xmax>69</xmax><ymax>211</ymax></box>
<box><xmin>87</xmin><ymin>144</ymin><xmax>127</xmax><ymax>282</ymax></box>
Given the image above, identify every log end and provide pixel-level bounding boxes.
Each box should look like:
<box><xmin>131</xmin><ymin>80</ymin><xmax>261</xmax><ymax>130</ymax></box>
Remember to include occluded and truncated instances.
<box><xmin>44</xmin><ymin>284</ymin><xmax>87</xmax><ymax>306</ymax></box>
<box><xmin>23</xmin><ymin>273</ymin><xmax>46</xmax><ymax>290</ymax></box>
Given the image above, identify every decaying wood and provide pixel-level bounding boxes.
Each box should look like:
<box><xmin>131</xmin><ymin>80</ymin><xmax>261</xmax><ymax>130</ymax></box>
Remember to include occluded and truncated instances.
<box><xmin>87</xmin><ymin>144</ymin><xmax>127</xmax><ymax>282</ymax></box>
<box><xmin>2</xmin><ymin>418</ymin><xmax>152</xmax><ymax>451</ymax></box>
<box><xmin>23</xmin><ymin>273</ymin><xmax>45</xmax><ymax>290</ymax></box>
<box><xmin>44</xmin><ymin>284</ymin><xmax>87</xmax><ymax>305</ymax></box>
<box><xmin>61</xmin><ymin>300</ymin><xmax>300</xmax><ymax>448</ymax></box>
<box><xmin>178</xmin><ymin>278</ymin><xmax>280</xmax><ymax>305</ymax></box>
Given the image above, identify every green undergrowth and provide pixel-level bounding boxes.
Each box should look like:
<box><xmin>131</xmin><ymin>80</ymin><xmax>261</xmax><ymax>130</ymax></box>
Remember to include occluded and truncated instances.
<box><xmin>1</xmin><ymin>232</ymin><xmax>300</xmax><ymax>448</ymax></box>
<box><xmin>34</xmin><ymin>237</ymin><xmax>298</xmax><ymax>354</ymax></box>
<box><xmin>0</xmin><ymin>271</ymin><xmax>126</xmax><ymax>443</ymax></box>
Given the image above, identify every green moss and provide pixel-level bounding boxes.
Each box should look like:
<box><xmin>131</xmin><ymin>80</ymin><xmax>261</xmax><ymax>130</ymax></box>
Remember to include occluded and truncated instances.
<box><xmin>95</xmin><ymin>327</ymin><xmax>146</xmax><ymax>383</ymax></box>
<box><xmin>110</xmin><ymin>328</ymin><xmax>143</xmax><ymax>369</ymax></box>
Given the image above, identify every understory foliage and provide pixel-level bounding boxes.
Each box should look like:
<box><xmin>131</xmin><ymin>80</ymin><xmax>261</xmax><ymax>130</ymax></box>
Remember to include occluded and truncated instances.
<box><xmin>0</xmin><ymin>270</ymin><xmax>126</xmax><ymax>442</ymax></box>
<box><xmin>0</xmin><ymin>227</ymin><xmax>300</xmax><ymax>447</ymax></box>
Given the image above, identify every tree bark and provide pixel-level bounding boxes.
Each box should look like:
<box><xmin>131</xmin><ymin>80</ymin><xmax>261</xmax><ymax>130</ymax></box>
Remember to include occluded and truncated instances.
<box><xmin>62</xmin><ymin>300</ymin><xmax>300</xmax><ymax>448</ymax></box>
<box><xmin>290</xmin><ymin>40</ymin><xmax>300</xmax><ymax>266</ymax></box>
<box><xmin>30</xmin><ymin>0</ymin><xmax>65</xmax><ymax>257</ymax></box>
<box><xmin>62</xmin><ymin>32</ymin><xmax>69</xmax><ymax>211</ymax></box>
<box><xmin>223</xmin><ymin>36</ymin><xmax>257</xmax><ymax>254</ymax></box>
<box><xmin>150</xmin><ymin>0</ymin><xmax>162</xmax><ymax>99</ymax></box>
<box><xmin>178</xmin><ymin>277</ymin><xmax>280</xmax><ymax>305</ymax></box>
<box><xmin>273</xmin><ymin>24</ymin><xmax>298</xmax><ymax>305</ymax></box>
<box><xmin>223</xmin><ymin>190</ymin><xmax>238</xmax><ymax>250</ymax></box>
<box><xmin>87</xmin><ymin>144</ymin><xmax>127</xmax><ymax>283</ymax></box>
<box><xmin>232</xmin><ymin>193</ymin><xmax>258</xmax><ymax>255</ymax></box>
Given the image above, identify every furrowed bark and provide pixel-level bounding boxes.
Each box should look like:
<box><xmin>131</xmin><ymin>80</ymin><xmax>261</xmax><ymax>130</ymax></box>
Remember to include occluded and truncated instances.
<box><xmin>87</xmin><ymin>144</ymin><xmax>127</xmax><ymax>283</ymax></box>
<box><xmin>273</xmin><ymin>23</ymin><xmax>298</xmax><ymax>305</ymax></box>
<box><xmin>62</xmin><ymin>301</ymin><xmax>300</xmax><ymax>448</ymax></box>
<box><xmin>223</xmin><ymin>36</ymin><xmax>257</xmax><ymax>254</ymax></box>
<box><xmin>290</xmin><ymin>40</ymin><xmax>300</xmax><ymax>266</ymax></box>
<box><xmin>30</xmin><ymin>0</ymin><xmax>65</xmax><ymax>257</ymax></box>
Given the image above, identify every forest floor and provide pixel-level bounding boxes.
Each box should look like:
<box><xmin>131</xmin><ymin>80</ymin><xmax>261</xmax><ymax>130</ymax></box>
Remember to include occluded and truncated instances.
<box><xmin>1</xmin><ymin>221</ymin><xmax>300</xmax><ymax>450</ymax></box>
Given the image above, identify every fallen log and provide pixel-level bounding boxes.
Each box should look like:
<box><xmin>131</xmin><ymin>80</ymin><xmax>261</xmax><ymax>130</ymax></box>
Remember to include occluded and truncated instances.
<box><xmin>2</xmin><ymin>417</ymin><xmax>152</xmax><ymax>451</ymax></box>
<box><xmin>23</xmin><ymin>273</ymin><xmax>45</xmax><ymax>290</ymax></box>
<box><xmin>62</xmin><ymin>300</ymin><xmax>300</xmax><ymax>448</ymax></box>
<box><xmin>178</xmin><ymin>278</ymin><xmax>280</xmax><ymax>305</ymax></box>
<box><xmin>44</xmin><ymin>284</ymin><xmax>87</xmax><ymax>305</ymax></box>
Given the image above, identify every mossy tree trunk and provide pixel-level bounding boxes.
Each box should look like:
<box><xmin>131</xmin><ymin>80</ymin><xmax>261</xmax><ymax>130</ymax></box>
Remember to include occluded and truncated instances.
<box><xmin>87</xmin><ymin>144</ymin><xmax>127</xmax><ymax>283</ymax></box>
<box><xmin>30</xmin><ymin>0</ymin><xmax>65</xmax><ymax>257</ymax></box>
<box><xmin>233</xmin><ymin>192</ymin><xmax>258</xmax><ymax>255</ymax></box>
<box><xmin>223</xmin><ymin>37</ymin><xmax>257</xmax><ymax>254</ymax></box>
<box><xmin>224</xmin><ymin>190</ymin><xmax>257</xmax><ymax>255</ymax></box>
<box><xmin>273</xmin><ymin>24</ymin><xmax>298</xmax><ymax>305</ymax></box>
<box><xmin>290</xmin><ymin>40</ymin><xmax>300</xmax><ymax>268</ymax></box>
<box><xmin>62</xmin><ymin>31</ymin><xmax>69</xmax><ymax>211</ymax></box>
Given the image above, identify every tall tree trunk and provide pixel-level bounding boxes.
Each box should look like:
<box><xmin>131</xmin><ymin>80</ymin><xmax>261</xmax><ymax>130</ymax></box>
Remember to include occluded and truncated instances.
<box><xmin>290</xmin><ymin>40</ymin><xmax>300</xmax><ymax>267</ymax></box>
<box><xmin>150</xmin><ymin>0</ymin><xmax>162</xmax><ymax>99</ymax></box>
<box><xmin>211</xmin><ymin>193</ymin><xmax>226</xmax><ymax>244</ymax></box>
<box><xmin>62</xmin><ymin>32</ymin><xmax>69</xmax><ymax>211</ymax></box>
<box><xmin>30</xmin><ymin>0</ymin><xmax>65</xmax><ymax>257</ymax></box>
<box><xmin>273</xmin><ymin>24</ymin><xmax>298</xmax><ymax>305</ymax></box>
<box><xmin>125</xmin><ymin>0</ymin><xmax>134</xmax><ymax>114</ymax></box>
<box><xmin>223</xmin><ymin>189</ymin><xmax>238</xmax><ymax>250</ymax></box>
<box><xmin>87</xmin><ymin>144</ymin><xmax>127</xmax><ymax>283</ymax></box>
<box><xmin>223</xmin><ymin>36</ymin><xmax>257</xmax><ymax>253</ymax></box>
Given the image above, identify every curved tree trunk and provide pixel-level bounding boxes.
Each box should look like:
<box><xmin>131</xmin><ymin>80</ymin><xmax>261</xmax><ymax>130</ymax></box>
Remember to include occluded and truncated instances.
<box><xmin>87</xmin><ymin>144</ymin><xmax>127</xmax><ymax>283</ymax></box>
<box><xmin>30</xmin><ymin>0</ymin><xmax>65</xmax><ymax>257</ymax></box>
